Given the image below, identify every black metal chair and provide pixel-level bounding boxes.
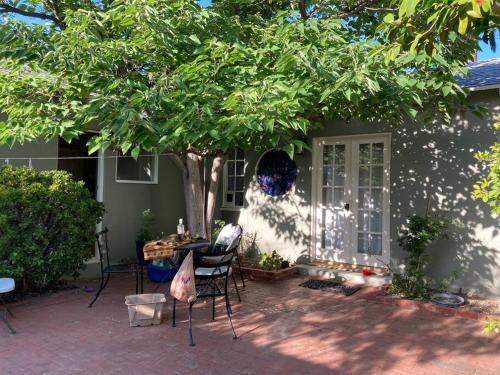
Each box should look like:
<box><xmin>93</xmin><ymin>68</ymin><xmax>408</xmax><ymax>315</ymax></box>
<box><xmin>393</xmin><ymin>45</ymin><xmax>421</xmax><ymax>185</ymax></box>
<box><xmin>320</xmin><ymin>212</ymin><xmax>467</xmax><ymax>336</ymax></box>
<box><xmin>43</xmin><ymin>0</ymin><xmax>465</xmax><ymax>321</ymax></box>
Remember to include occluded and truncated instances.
<box><xmin>212</xmin><ymin>224</ymin><xmax>246</xmax><ymax>290</ymax></box>
<box><xmin>0</xmin><ymin>278</ymin><xmax>16</xmax><ymax>334</ymax></box>
<box><xmin>198</xmin><ymin>224</ymin><xmax>244</xmax><ymax>303</ymax></box>
<box><xmin>172</xmin><ymin>233</ymin><xmax>241</xmax><ymax>346</ymax></box>
<box><xmin>88</xmin><ymin>228</ymin><xmax>143</xmax><ymax>308</ymax></box>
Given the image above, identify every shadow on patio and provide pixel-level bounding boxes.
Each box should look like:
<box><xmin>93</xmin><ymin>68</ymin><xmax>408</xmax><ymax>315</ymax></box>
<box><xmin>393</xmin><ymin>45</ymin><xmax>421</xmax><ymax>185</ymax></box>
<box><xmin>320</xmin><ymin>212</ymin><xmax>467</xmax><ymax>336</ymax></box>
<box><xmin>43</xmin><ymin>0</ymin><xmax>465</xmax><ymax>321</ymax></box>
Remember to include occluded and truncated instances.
<box><xmin>0</xmin><ymin>276</ymin><xmax>499</xmax><ymax>375</ymax></box>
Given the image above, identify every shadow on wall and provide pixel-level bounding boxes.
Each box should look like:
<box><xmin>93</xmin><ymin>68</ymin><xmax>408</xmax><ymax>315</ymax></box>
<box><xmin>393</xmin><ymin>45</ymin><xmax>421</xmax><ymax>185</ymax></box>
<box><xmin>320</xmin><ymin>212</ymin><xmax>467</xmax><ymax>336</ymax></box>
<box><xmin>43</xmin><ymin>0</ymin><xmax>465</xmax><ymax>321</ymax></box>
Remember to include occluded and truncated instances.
<box><xmin>230</xmin><ymin>167</ymin><xmax>312</xmax><ymax>264</ymax></box>
<box><xmin>391</xmin><ymin>105</ymin><xmax>500</xmax><ymax>295</ymax></box>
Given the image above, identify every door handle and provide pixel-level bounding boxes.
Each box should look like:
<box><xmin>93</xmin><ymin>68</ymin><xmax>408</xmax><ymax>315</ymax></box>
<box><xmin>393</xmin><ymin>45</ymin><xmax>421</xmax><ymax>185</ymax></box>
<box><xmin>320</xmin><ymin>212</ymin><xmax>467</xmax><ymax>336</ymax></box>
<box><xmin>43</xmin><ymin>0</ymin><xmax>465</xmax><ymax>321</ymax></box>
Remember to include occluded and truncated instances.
<box><xmin>344</xmin><ymin>203</ymin><xmax>350</xmax><ymax>210</ymax></box>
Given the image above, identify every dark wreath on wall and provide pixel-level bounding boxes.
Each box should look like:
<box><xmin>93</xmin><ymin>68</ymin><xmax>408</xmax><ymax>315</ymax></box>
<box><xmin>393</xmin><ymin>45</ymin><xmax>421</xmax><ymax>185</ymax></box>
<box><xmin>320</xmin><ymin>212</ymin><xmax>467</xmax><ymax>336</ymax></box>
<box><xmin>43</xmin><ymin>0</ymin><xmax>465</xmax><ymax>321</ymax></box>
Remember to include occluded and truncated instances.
<box><xmin>256</xmin><ymin>150</ymin><xmax>297</xmax><ymax>197</ymax></box>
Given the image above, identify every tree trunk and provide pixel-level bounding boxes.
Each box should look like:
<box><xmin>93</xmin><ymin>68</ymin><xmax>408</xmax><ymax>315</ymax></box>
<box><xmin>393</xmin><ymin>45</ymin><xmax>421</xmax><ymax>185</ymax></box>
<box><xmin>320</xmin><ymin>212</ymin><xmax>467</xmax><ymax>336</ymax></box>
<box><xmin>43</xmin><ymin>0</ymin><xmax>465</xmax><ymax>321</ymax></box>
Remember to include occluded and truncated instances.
<box><xmin>205</xmin><ymin>153</ymin><xmax>225</xmax><ymax>241</ymax></box>
<box><xmin>185</xmin><ymin>152</ymin><xmax>206</xmax><ymax>237</ymax></box>
<box><xmin>170</xmin><ymin>152</ymin><xmax>225</xmax><ymax>240</ymax></box>
<box><xmin>168</xmin><ymin>154</ymin><xmax>192</xmax><ymax>231</ymax></box>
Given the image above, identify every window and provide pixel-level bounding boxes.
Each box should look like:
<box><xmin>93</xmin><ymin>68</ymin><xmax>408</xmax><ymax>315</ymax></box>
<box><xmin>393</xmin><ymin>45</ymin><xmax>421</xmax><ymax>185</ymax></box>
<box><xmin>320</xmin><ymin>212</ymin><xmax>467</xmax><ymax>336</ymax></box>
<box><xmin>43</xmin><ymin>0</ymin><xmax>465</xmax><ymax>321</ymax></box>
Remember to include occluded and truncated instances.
<box><xmin>223</xmin><ymin>149</ymin><xmax>245</xmax><ymax>209</ymax></box>
<box><xmin>115</xmin><ymin>151</ymin><xmax>158</xmax><ymax>184</ymax></box>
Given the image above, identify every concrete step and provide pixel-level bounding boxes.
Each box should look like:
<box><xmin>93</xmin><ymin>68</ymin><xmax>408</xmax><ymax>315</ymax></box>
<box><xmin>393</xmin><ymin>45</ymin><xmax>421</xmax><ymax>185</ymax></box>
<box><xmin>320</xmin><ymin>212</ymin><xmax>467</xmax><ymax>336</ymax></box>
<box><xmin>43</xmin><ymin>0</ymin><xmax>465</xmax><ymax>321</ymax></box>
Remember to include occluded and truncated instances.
<box><xmin>296</xmin><ymin>264</ymin><xmax>392</xmax><ymax>288</ymax></box>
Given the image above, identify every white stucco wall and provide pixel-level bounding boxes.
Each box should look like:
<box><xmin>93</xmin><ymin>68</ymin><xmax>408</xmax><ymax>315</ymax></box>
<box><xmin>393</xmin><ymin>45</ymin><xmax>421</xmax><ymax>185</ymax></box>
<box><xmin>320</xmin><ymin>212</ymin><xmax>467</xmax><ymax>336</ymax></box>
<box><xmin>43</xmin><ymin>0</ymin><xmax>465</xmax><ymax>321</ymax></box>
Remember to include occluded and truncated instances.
<box><xmin>221</xmin><ymin>89</ymin><xmax>500</xmax><ymax>296</ymax></box>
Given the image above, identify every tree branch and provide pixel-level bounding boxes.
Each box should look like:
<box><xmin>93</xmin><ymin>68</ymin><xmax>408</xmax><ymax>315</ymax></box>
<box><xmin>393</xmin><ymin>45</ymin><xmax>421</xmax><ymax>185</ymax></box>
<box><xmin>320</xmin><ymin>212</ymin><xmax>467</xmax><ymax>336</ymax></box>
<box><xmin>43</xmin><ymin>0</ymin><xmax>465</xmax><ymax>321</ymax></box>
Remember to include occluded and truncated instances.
<box><xmin>0</xmin><ymin>3</ymin><xmax>58</xmax><ymax>24</ymax></box>
<box><xmin>42</xmin><ymin>0</ymin><xmax>66</xmax><ymax>28</ymax></box>
<box><xmin>297</xmin><ymin>0</ymin><xmax>308</xmax><ymax>20</ymax></box>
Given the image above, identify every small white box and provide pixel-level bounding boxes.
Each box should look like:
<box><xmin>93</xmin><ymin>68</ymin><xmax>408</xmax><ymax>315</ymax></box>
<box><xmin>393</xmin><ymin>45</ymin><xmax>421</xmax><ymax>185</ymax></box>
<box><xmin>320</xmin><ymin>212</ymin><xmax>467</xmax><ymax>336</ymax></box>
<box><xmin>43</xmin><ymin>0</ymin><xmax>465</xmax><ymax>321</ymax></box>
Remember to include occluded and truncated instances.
<box><xmin>125</xmin><ymin>293</ymin><xmax>167</xmax><ymax>327</ymax></box>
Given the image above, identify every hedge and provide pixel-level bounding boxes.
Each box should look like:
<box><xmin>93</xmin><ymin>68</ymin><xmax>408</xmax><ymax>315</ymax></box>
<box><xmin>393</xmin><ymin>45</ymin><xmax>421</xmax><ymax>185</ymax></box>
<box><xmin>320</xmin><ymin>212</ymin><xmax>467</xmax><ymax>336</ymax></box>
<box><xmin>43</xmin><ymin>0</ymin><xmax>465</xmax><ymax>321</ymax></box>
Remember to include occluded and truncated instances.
<box><xmin>0</xmin><ymin>166</ymin><xmax>104</xmax><ymax>291</ymax></box>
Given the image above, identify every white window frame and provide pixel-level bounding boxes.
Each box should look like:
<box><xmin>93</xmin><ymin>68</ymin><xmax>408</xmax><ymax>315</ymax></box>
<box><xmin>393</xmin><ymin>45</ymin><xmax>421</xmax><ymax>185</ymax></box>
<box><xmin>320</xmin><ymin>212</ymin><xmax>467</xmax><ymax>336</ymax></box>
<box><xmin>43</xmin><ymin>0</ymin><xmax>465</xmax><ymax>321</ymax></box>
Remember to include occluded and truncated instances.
<box><xmin>115</xmin><ymin>152</ymin><xmax>159</xmax><ymax>184</ymax></box>
<box><xmin>221</xmin><ymin>149</ymin><xmax>246</xmax><ymax>211</ymax></box>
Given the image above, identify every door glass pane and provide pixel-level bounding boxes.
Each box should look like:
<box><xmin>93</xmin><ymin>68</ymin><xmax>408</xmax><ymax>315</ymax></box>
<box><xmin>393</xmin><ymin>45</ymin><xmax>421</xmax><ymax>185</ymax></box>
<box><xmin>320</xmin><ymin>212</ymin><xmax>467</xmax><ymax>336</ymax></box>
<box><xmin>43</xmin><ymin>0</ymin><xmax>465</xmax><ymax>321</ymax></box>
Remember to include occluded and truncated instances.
<box><xmin>359</xmin><ymin>166</ymin><xmax>370</xmax><ymax>186</ymax></box>
<box><xmin>370</xmin><ymin>211</ymin><xmax>382</xmax><ymax>233</ymax></box>
<box><xmin>236</xmin><ymin>161</ymin><xmax>245</xmax><ymax>175</ymax></box>
<box><xmin>227</xmin><ymin>161</ymin><xmax>235</xmax><ymax>175</ymax></box>
<box><xmin>371</xmin><ymin>166</ymin><xmax>383</xmax><ymax>186</ymax></box>
<box><xmin>323</xmin><ymin>145</ymin><xmax>333</xmax><ymax>164</ymax></box>
<box><xmin>359</xmin><ymin>144</ymin><xmax>371</xmax><ymax>164</ymax></box>
<box><xmin>357</xmin><ymin>233</ymin><xmax>369</xmax><ymax>253</ymax></box>
<box><xmin>372</xmin><ymin>143</ymin><xmax>384</xmax><ymax>164</ymax></box>
<box><xmin>356</xmin><ymin>140</ymin><xmax>386</xmax><ymax>257</ymax></box>
<box><xmin>334</xmin><ymin>188</ymin><xmax>345</xmax><ymax>208</ymax></box>
<box><xmin>322</xmin><ymin>187</ymin><xmax>333</xmax><ymax>205</ymax></box>
<box><xmin>371</xmin><ymin>188</ymin><xmax>382</xmax><ymax>210</ymax></box>
<box><xmin>321</xmin><ymin>142</ymin><xmax>347</xmax><ymax>252</ymax></box>
<box><xmin>369</xmin><ymin>234</ymin><xmax>383</xmax><ymax>255</ymax></box>
<box><xmin>334</xmin><ymin>166</ymin><xmax>345</xmax><ymax>186</ymax></box>
<box><xmin>333</xmin><ymin>229</ymin><xmax>344</xmax><ymax>249</ymax></box>
<box><xmin>235</xmin><ymin>176</ymin><xmax>245</xmax><ymax>190</ymax></box>
<box><xmin>323</xmin><ymin>166</ymin><xmax>333</xmax><ymax>186</ymax></box>
<box><xmin>358</xmin><ymin>188</ymin><xmax>370</xmax><ymax>209</ymax></box>
<box><xmin>228</xmin><ymin>177</ymin><xmax>235</xmax><ymax>190</ymax></box>
<box><xmin>334</xmin><ymin>145</ymin><xmax>345</xmax><ymax>165</ymax></box>
<box><xmin>333</xmin><ymin>211</ymin><xmax>345</xmax><ymax>228</ymax></box>
<box><xmin>235</xmin><ymin>192</ymin><xmax>244</xmax><ymax>206</ymax></box>
<box><xmin>358</xmin><ymin>211</ymin><xmax>369</xmax><ymax>232</ymax></box>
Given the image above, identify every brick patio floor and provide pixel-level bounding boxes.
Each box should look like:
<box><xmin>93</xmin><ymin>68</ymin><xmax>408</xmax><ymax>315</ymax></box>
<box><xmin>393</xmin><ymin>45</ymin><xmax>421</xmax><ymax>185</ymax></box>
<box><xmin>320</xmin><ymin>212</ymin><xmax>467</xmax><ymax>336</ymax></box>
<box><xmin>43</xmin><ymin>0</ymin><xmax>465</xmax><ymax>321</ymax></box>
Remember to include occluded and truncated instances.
<box><xmin>1</xmin><ymin>275</ymin><xmax>499</xmax><ymax>375</ymax></box>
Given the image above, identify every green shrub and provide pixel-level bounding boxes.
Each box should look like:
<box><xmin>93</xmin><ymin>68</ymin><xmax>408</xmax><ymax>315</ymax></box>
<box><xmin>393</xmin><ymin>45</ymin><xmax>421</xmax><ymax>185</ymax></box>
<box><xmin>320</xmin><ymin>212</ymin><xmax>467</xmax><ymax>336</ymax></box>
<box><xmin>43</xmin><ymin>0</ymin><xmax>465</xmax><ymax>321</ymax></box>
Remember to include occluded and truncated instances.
<box><xmin>483</xmin><ymin>318</ymin><xmax>500</xmax><ymax>335</ymax></box>
<box><xmin>212</xmin><ymin>219</ymin><xmax>226</xmax><ymax>242</ymax></box>
<box><xmin>137</xmin><ymin>209</ymin><xmax>154</xmax><ymax>242</ymax></box>
<box><xmin>0</xmin><ymin>166</ymin><xmax>104</xmax><ymax>292</ymax></box>
<box><xmin>389</xmin><ymin>215</ymin><xmax>447</xmax><ymax>300</ymax></box>
<box><xmin>258</xmin><ymin>250</ymin><xmax>283</xmax><ymax>271</ymax></box>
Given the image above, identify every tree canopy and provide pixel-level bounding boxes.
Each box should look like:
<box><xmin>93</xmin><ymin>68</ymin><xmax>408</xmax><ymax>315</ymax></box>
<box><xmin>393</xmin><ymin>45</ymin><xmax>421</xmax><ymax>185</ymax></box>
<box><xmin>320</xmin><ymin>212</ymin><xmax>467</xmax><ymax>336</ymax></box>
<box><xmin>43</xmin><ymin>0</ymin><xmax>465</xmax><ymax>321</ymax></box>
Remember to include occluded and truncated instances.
<box><xmin>0</xmin><ymin>0</ymin><xmax>486</xmax><ymax>158</ymax></box>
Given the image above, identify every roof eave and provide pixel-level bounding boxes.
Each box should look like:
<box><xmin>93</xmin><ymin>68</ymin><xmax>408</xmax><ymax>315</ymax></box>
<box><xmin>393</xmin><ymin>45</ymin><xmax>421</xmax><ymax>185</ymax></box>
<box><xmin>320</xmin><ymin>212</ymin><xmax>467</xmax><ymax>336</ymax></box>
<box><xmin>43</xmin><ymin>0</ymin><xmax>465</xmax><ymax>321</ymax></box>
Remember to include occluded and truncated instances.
<box><xmin>464</xmin><ymin>83</ymin><xmax>500</xmax><ymax>92</ymax></box>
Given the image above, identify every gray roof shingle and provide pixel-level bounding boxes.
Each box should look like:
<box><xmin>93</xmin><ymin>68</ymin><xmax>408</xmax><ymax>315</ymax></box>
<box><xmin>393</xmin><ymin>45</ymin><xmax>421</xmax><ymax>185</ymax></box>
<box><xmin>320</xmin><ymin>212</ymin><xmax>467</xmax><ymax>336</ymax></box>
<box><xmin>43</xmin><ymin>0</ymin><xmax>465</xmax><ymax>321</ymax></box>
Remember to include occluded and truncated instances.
<box><xmin>456</xmin><ymin>58</ymin><xmax>500</xmax><ymax>88</ymax></box>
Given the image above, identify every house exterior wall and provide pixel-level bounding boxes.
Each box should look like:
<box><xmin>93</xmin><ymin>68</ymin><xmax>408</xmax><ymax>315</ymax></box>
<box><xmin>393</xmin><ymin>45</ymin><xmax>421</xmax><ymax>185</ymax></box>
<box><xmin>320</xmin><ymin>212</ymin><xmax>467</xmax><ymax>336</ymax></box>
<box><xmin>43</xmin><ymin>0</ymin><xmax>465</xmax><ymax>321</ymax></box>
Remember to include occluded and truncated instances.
<box><xmin>221</xmin><ymin>90</ymin><xmax>500</xmax><ymax>296</ymax></box>
<box><xmin>0</xmin><ymin>138</ymin><xmax>58</xmax><ymax>170</ymax></box>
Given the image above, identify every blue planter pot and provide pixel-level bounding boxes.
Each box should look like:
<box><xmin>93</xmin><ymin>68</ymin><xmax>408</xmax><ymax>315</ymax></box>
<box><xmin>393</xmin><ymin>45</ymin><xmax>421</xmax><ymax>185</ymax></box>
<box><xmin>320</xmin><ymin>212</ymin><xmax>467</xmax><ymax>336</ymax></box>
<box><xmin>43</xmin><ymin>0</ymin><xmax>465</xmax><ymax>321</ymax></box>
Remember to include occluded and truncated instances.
<box><xmin>147</xmin><ymin>263</ymin><xmax>177</xmax><ymax>283</ymax></box>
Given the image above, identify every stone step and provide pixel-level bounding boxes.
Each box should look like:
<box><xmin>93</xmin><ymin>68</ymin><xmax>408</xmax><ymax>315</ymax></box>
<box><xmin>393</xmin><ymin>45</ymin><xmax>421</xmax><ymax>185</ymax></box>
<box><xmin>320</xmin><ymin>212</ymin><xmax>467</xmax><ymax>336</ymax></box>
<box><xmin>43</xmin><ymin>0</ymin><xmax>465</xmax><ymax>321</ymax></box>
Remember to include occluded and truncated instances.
<box><xmin>296</xmin><ymin>264</ymin><xmax>392</xmax><ymax>288</ymax></box>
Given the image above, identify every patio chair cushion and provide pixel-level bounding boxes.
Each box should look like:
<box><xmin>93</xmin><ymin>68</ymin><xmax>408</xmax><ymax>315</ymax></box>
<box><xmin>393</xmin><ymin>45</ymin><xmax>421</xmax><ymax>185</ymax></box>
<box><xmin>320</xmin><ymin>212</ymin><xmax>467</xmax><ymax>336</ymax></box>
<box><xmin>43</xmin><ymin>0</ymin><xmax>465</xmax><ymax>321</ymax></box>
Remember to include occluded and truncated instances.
<box><xmin>215</xmin><ymin>224</ymin><xmax>242</xmax><ymax>250</ymax></box>
<box><xmin>194</xmin><ymin>266</ymin><xmax>231</xmax><ymax>277</ymax></box>
<box><xmin>0</xmin><ymin>278</ymin><xmax>15</xmax><ymax>293</ymax></box>
<box><xmin>199</xmin><ymin>255</ymin><xmax>225</xmax><ymax>265</ymax></box>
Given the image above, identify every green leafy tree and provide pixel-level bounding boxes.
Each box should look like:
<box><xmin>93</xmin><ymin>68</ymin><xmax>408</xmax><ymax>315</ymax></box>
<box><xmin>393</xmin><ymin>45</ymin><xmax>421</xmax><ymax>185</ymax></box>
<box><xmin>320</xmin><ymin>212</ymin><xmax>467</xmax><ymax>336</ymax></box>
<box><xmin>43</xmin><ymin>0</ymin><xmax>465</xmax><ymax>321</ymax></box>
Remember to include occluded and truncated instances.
<box><xmin>0</xmin><ymin>0</ymin><xmax>485</xmax><ymax>238</ymax></box>
<box><xmin>473</xmin><ymin>120</ymin><xmax>500</xmax><ymax>214</ymax></box>
<box><xmin>389</xmin><ymin>215</ymin><xmax>448</xmax><ymax>300</ymax></box>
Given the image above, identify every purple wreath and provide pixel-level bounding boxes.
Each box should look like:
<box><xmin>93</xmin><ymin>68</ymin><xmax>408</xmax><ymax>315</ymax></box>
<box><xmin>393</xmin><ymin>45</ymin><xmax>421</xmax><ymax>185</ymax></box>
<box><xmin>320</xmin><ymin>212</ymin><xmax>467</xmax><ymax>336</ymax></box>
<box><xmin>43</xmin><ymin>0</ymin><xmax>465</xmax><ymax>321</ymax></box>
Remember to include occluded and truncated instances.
<box><xmin>256</xmin><ymin>150</ymin><xmax>297</xmax><ymax>197</ymax></box>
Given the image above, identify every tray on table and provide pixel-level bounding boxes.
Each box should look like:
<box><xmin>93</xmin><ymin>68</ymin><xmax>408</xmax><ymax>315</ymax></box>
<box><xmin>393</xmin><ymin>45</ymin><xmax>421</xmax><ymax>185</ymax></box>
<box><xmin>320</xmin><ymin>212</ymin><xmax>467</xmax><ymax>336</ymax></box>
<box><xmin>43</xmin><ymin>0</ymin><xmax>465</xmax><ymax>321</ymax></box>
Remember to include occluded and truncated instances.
<box><xmin>143</xmin><ymin>236</ymin><xmax>193</xmax><ymax>261</ymax></box>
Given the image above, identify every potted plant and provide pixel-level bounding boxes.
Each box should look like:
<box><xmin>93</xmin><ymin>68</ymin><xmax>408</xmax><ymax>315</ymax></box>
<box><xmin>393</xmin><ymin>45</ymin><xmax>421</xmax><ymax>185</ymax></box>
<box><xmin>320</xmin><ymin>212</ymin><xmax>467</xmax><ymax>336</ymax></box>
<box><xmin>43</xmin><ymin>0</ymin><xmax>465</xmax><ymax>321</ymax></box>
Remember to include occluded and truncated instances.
<box><xmin>234</xmin><ymin>250</ymin><xmax>297</xmax><ymax>281</ymax></box>
<box><xmin>136</xmin><ymin>209</ymin><xmax>154</xmax><ymax>262</ymax></box>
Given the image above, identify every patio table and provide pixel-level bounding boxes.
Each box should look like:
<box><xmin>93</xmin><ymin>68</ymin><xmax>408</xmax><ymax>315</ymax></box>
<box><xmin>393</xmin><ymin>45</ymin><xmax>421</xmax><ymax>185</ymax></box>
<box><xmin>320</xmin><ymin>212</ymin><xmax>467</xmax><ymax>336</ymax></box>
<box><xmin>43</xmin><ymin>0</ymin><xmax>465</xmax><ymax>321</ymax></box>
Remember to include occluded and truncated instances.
<box><xmin>149</xmin><ymin>239</ymin><xmax>210</xmax><ymax>291</ymax></box>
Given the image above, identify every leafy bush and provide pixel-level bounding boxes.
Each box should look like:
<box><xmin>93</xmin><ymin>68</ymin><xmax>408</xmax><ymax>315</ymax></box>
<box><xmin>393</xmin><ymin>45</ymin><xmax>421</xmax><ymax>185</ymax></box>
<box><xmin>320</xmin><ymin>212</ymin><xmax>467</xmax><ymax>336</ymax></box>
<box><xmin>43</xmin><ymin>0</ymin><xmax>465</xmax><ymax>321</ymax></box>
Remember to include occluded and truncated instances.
<box><xmin>483</xmin><ymin>318</ymin><xmax>500</xmax><ymax>335</ymax></box>
<box><xmin>212</xmin><ymin>219</ymin><xmax>226</xmax><ymax>242</ymax></box>
<box><xmin>389</xmin><ymin>215</ymin><xmax>447</xmax><ymax>300</ymax></box>
<box><xmin>0</xmin><ymin>166</ymin><xmax>104</xmax><ymax>292</ymax></box>
<box><xmin>258</xmin><ymin>250</ymin><xmax>284</xmax><ymax>271</ymax></box>
<box><xmin>473</xmin><ymin>119</ymin><xmax>500</xmax><ymax>215</ymax></box>
<box><xmin>136</xmin><ymin>209</ymin><xmax>154</xmax><ymax>242</ymax></box>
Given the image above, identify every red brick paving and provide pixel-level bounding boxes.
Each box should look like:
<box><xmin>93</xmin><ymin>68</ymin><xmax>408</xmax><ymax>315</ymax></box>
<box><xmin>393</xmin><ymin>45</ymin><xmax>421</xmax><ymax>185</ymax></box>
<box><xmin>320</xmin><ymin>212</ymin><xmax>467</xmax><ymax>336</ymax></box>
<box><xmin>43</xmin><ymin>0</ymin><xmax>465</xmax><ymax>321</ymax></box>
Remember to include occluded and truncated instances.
<box><xmin>0</xmin><ymin>276</ymin><xmax>499</xmax><ymax>375</ymax></box>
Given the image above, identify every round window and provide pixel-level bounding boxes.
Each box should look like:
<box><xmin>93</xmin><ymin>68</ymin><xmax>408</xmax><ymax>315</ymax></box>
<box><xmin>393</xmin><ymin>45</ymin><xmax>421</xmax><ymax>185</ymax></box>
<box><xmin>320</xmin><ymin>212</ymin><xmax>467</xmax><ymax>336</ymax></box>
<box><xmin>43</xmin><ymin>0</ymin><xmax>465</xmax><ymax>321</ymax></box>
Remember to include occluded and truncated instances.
<box><xmin>256</xmin><ymin>150</ymin><xmax>297</xmax><ymax>197</ymax></box>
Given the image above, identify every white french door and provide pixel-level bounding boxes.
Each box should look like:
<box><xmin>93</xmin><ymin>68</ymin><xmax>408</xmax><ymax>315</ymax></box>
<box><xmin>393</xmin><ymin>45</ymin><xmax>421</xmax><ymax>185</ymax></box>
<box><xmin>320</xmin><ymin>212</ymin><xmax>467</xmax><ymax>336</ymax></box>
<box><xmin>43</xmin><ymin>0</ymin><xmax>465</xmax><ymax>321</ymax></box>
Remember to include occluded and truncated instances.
<box><xmin>312</xmin><ymin>134</ymin><xmax>390</xmax><ymax>267</ymax></box>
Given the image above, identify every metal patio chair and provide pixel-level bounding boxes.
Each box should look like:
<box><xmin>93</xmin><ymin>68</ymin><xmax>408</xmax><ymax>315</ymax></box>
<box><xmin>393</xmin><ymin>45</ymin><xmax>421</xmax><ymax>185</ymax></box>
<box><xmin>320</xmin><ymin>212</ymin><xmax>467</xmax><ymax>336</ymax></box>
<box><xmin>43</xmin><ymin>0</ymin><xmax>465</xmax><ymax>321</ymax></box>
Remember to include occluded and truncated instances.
<box><xmin>197</xmin><ymin>223</ymin><xmax>245</xmax><ymax>303</ymax></box>
<box><xmin>88</xmin><ymin>228</ymin><xmax>143</xmax><ymax>308</ymax></box>
<box><xmin>172</xmin><ymin>242</ymin><xmax>240</xmax><ymax>346</ymax></box>
<box><xmin>0</xmin><ymin>278</ymin><xmax>16</xmax><ymax>334</ymax></box>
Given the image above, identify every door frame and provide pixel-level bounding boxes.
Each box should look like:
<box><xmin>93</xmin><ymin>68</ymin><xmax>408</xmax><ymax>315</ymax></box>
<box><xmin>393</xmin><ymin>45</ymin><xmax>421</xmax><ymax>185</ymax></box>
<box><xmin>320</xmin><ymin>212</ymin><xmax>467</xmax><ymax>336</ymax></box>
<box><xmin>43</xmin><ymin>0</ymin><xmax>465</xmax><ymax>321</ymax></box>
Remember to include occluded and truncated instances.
<box><xmin>311</xmin><ymin>132</ymin><xmax>391</xmax><ymax>267</ymax></box>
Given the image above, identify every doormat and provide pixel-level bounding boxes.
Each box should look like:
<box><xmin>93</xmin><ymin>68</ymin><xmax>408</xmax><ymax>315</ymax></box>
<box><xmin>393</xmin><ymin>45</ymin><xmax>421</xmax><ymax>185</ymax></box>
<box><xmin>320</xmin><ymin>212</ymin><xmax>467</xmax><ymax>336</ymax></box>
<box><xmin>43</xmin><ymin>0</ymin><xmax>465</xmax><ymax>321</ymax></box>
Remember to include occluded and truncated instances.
<box><xmin>299</xmin><ymin>279</ymin><xmax>362</xmax><ymax>296</ymax></box>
